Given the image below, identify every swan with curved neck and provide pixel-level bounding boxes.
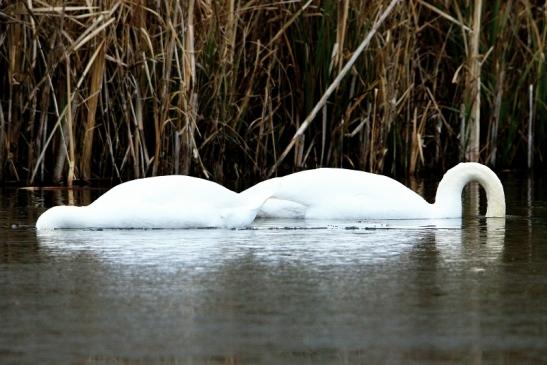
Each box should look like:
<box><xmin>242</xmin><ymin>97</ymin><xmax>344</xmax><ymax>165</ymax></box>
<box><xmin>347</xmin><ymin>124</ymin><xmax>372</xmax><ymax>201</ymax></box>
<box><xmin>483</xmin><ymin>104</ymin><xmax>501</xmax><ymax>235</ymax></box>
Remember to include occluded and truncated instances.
<box><xmin>245</xmin><ymin>162</ymin><xmax>505</xmax><ymax>219</ymax></box>
<box><xmin>36</xmin><ymin>175</ymin><xmax>275</xmax><ymax>230</ymax></box>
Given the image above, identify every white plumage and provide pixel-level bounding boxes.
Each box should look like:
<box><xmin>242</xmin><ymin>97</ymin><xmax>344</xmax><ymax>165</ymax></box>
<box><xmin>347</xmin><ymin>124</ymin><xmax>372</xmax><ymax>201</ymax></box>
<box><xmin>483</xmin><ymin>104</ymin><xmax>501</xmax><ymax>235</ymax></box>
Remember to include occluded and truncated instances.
<box><xmin>36</xmin><ymin>175</ymin><xmax>274</xmax><ymax>230</ymax></box>
<box><xmin>246</xmin><ymin>162</ymin><xmax>505</xmax><ymax>220</ymax></box>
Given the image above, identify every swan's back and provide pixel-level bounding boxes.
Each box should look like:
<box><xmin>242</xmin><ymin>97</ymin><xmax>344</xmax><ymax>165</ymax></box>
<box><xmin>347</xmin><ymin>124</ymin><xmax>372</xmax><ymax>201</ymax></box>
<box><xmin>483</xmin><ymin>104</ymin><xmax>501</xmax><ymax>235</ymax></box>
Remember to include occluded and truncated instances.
<box><xmin>37</xmin><ymin>175</ymin><xmax>262</xmax><ymax>229</ymax></box>
<box><xmin>272</xmin><ymin>168</ymin><xmax>431</xmax><ymax>219</ymax></box>
<box><xmin>91</xmin><ymin>175</ymin><xmax>239</xmax><ymax>209</ymax></box>
<box><xmin>277</xmin><ymin>168</ymin><xmax>425</xmax><ymax>204</ymax></box>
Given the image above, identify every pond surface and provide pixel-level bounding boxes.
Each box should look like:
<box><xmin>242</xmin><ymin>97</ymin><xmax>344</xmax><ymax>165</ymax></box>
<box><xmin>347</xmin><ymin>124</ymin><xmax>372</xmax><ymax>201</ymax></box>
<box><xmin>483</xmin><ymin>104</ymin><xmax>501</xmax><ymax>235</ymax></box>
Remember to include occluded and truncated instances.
<box><xmin>1</xmin><ymin>174</ymin><xmax>547</xmax><ymax>364</ymax></box>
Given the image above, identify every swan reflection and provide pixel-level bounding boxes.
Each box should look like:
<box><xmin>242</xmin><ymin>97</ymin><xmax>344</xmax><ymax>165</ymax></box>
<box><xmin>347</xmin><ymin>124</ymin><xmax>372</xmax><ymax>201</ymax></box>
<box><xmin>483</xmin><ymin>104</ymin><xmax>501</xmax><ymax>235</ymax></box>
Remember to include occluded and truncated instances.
<box><xmin>33</xmin><ymin>216</ymin><xmax>507</xmax><ymax>365</ymax></box>
<box><xmin>36</xmin><ymin>217</ymin><xmax>505</xmax><ymax>267</ymax></box>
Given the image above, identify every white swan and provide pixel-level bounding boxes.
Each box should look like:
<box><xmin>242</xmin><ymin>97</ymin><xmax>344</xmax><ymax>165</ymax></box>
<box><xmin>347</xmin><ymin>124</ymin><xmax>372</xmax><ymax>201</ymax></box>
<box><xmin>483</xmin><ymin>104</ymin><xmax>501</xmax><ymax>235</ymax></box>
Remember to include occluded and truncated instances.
<box><xmin>245</xmin><ymin>162</ymin><xmax>505</xmax><ymax>219</ymax></box>
<box><xmin>36</xmin><ymin>175</ymin><xmax>275</xmax><ymax>230</ymax></box>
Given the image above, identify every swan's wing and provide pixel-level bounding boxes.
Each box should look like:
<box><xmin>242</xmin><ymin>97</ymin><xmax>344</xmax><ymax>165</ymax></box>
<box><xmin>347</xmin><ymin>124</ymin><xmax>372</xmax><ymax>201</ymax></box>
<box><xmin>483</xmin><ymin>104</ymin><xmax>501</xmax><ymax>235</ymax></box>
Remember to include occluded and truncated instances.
<box><xmin>258</xmin><ymin>198</ymin><xmax>306</xmax><ymax>218</ymax></box>
<box><xmin>239</xmin><ymin>177</ymin><xmax>300</xmax><ymax>218</ymax></box>
<box><xmin>305</xmin><ymin>193</ymin><xmax>431</xmax><ymax>220</ymax></box>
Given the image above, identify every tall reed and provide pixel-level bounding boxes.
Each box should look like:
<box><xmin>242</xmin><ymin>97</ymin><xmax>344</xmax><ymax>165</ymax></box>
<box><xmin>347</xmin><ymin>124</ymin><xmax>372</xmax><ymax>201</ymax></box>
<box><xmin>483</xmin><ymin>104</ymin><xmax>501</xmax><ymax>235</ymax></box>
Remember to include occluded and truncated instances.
<box><xmin>0</xmin><ymin>0</ymin><xmax>545</xmax><ymax>187</ymax></box>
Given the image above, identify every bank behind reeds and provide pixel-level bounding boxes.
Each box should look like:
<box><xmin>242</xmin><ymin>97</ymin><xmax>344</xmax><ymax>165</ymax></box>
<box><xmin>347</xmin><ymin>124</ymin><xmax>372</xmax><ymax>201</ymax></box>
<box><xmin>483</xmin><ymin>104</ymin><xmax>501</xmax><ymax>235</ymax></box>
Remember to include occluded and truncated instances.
<box><xmin>0</xmin><ymin>1</ymin><xmax>545</xmax><ymax>186</ymax></box>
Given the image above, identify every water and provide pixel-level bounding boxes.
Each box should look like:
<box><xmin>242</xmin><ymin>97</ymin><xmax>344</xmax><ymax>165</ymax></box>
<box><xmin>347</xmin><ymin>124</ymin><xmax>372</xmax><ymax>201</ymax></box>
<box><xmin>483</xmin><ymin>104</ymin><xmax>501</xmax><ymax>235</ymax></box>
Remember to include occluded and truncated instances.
<box><xmin>1</xmin><ymin>175</ymin><xmax>547</xmax><ymax>364</ymax></box>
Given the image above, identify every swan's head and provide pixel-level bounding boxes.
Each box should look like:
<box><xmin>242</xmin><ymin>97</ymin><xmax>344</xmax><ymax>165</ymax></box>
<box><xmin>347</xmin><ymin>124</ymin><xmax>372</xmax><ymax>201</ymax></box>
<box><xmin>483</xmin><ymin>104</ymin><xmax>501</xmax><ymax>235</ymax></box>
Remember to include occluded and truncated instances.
<box><xmin>36</xmin><ymin>205</ymin><xmax>84</xmax><ymax>230</ymax></box>
<box><xmin>435</xmin><ymin>162</ymin><xmax>506</xmax><ymax>218</ymax></box>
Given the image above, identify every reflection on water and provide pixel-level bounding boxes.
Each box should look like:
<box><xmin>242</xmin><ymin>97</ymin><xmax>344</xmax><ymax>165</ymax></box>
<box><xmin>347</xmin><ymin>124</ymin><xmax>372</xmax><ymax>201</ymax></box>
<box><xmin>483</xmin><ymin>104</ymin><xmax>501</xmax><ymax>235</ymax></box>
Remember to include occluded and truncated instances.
<box><xmin>1</xmin><ymin>174</ymin><xmax>547</xmax><ymax>364</ymax></box>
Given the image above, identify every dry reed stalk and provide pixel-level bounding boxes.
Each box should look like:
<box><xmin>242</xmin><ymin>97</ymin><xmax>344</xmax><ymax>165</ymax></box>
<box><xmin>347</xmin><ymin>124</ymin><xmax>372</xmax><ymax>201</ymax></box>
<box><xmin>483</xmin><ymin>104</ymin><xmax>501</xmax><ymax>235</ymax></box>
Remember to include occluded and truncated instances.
<box><xmin>152</xmin><ymin>3</ymin><xmax>178</xmax><ymax>176</ymax></box>
<box><xmin>178</xmin><ymin>0</ymin><xmax>199</xmax><ymax>176</ymax></box>
<box><xmin>126</xmin><ymin>89</ymin><xmax>140</xmax><ymax>179</ymax></box>
<box><xmin>334</xmin><ymin>0</ymin><xmax>349</xmax><ymax>74</ymax></box>
<box><xmin>81</xmin><ymin>40</ymin><xmax>105</xmax><ymax>181</ymax></box>
<box><xmin>34</xmin><ymin>80</ymin><xmax>51</xmax><ymax>182</ymax></box>
<box><xmin>528</xmin><ymin>84</ymin><xmax>534</xmax><ymax>169</ymax></box>
<box><xmin>375</xmin><ymin>28</ymin><xmax>401</xmax><ymax>172</ymax></box>
<box><xmin>369</xmin><ymin>88</ymin><xmax>378</xmax><ymax>172</ymax></box>
<box><xmin>255</xmin><ymin>56</ymin><xmax>274</xmax><ymax>172</ymax></box>
<box><xmin>224</xmin><ymin>0</ymin><xmax>236</xmax><ymax>68</ymax></box>
<box><xmin>25</xmin><ymin>0</ymin><xmax>39</xmax><ymax>179</ymax></box>
<box><xmin>0</xmin><ymin>103</ymin><xmax>5</xmax><ymax>182</ymax></box>
<box><xmin>320</xmin><ymin>103</ymin><xmax>327</xmax><ymax>165</ymax></box>
<box><xmin>136</xmin><ymin>56</ymin><xmax>151</xmax><ymax>176</ymax></box>
<box><xmin>409</xmin><ymin>103</ymin><xmax>429</xmax><ymax>174</ymax></box>
<box><xmin>52</xmin><ymin>115</ymin><xmax>68</xmax><ymax>183</ymax></box>
<box><xmin>409</xmin><ymin>107</ymin><xmax>419</xmax><ymax>174</ymax></box>
<box><xmin>487</xmin><ymin>63</ymin><xmax>504</xmax><ymax>165</ymax></box>
<box><xmin>65</xmin><ymin>56</ymin><xmax>75</xmax><ymax>186</ymax></box>
<box><xmin>464</xmin><ymin>0</ymin><xmax>482</xmax><ymax>162</ymax></box>
<box><xmin>29</xmin><ymin>61</ymin><xmax>63</xmax><ymax>184</ymax></box>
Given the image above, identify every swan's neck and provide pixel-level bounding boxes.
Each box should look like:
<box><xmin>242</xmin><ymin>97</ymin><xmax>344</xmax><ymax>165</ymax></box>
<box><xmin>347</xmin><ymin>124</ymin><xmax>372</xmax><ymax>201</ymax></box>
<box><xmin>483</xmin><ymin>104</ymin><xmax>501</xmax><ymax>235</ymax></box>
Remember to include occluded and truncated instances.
<box><xmin>434</xmin><ymin>162</ymin><xmax>505</xmax><ymax>218</ymax></box>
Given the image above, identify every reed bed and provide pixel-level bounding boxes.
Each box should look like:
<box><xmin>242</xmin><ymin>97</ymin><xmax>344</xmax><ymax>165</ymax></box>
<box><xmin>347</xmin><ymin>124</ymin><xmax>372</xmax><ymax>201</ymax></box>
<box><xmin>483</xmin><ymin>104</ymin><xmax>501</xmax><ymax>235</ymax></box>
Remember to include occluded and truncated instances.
<box><xmin>0</xmin><ymin>0</ymin><xmax>545</xmax><ymax>186</ymax></box>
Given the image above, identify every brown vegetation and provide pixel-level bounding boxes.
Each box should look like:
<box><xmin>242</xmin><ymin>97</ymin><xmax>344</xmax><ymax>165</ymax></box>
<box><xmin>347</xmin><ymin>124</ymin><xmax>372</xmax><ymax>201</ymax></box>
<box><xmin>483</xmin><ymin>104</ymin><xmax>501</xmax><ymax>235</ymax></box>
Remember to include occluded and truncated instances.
<box><xmin>0</xmin><ymin>1</ymin><xmax>545</xmax><ymax>187</ymax></box>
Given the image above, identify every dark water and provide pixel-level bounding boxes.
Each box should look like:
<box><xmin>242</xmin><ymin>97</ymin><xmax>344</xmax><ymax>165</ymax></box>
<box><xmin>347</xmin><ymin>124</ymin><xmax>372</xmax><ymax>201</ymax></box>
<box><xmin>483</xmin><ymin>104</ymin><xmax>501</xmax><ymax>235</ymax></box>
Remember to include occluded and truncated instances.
<box><xmin>1</xmin><ymin>174</ymin><xmax>547</xmax><ymax>364</ymax></box>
